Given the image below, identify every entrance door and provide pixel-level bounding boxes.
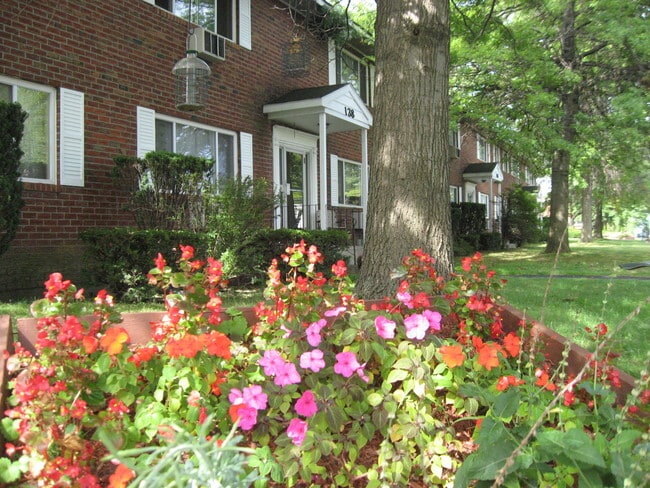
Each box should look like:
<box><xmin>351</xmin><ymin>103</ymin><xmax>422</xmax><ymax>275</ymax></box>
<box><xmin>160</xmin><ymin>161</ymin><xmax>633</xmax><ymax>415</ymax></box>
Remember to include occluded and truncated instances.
<box><xmin>280</xmin><ymin>148</ymin><xmax>310</xmax><ymax>229</ymax></box>
<box><xmin>273</xmin><ymin>127</ymin><xmax>318</xmax><ymax>230</ymax></box>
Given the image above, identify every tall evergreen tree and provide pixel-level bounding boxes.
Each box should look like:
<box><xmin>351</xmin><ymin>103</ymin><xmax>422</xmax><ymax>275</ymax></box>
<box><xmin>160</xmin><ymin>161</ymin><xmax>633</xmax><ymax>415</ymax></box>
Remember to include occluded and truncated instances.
<box><xmin>0</xmin><ymin>101</ymin><xmax>26</xmax><ymax>257</ymax></box>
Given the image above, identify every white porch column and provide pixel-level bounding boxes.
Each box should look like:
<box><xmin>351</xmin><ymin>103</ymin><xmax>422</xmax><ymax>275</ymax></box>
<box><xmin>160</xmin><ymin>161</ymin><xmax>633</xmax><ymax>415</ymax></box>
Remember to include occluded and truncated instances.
<box><xmin>488</xmin><ymin>178</ymin><xmax>494</xmax><ymax>231</ymax></box>
<box><xmin>361</xmin><ymin>128</ymin><xmax>368</xmax><ymax>234</ymax></box>
<box><xmin>319</xmin><ymin>112</ymin><xmax>328</xmax><ymax>230</ymax></box>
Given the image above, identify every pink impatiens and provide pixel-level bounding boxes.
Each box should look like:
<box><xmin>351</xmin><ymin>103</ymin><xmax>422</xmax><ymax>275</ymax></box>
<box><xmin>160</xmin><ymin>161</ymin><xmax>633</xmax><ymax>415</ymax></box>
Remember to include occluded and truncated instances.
<box><xmin>287</xmin><ymin>418</ymin><xmax>308</xmax><ymax>446</ymax></box>
<box><xmin>374</xmin><ymin>315</ymin><xmax>396</xmax><ymax>339</ymax></box>
<box><xmin>300</xmin><ymin>349</ymin><xmax>326</xmax><ymax>372</ymax></box>
<box><xmin>295</xmin><ymin>390</ymin><xmax>318</xmax><ymax>417</ymax></box>
<box><xmin>334</xmin><ymin>351</ymin><xmax>362</xmax><ymax>378</ymax></box>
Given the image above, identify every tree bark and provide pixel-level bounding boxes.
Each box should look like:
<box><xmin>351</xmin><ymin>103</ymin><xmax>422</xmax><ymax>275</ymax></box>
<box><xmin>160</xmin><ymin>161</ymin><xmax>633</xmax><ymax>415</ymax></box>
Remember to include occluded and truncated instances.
<box><xmin>594</xmin><ymin>198</ymin><xmax>604</xmax><ymax>238</ymax></box>
<box><xmin>356</xmin><ymin>0</ymin><xmax>453</xmax><ymax>299</ymax></box>
<box><xmin>545</xmin><ymin>0</ymin><xmax>577</xmax><ymax>254</ymax></box>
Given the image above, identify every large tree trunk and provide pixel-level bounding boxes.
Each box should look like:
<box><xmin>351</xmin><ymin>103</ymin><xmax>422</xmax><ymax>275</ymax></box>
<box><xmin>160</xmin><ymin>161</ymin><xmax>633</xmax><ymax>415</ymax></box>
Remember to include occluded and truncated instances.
<box><xmin>594</xmin><ymin>198</ymin><xmax>604</xmax><ymax>238</ymax></box>
<box><xmin>545</xmin><ymin>0</ymin><xmax>577</xmax><ymax>254</ymax></box>
<box><xmin>581</xmin><ymin>166</ymin><xmax>594</xmax><ymax>242</ymax></box>
<box><xmin>356</xmin><ymin>0</ymin><xmax>453</xmax><ymax>299</ymax></box>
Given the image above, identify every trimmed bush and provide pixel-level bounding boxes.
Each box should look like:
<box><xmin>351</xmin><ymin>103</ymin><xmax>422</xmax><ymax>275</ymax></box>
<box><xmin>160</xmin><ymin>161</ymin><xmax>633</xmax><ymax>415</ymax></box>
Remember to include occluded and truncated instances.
<box><xmin>479</xmin><ymin>232</ymin><xmax>502</xmax><ymax>251</ymax></box>
<box><xmin>79</xmin><ymin>228</ymin><xmax>210</xmax><ymax>301</ymax></box>
<box><xmin>501</xmin><ymin>186</ymin><xmax>543</xmax><ymax>246</ymax></box>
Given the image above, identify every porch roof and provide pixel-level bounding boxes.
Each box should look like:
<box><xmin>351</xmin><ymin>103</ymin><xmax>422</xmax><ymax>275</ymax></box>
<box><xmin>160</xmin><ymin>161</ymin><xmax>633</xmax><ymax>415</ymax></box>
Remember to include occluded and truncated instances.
<box><xmin>263</xmin><ymin>84</ymin><xmax>373</xmax><ymax>134</ymax></box>
<box><xmin>463</xmin><ymin>163</ymin><xmax>504</xmax><ymax>183</ymax></box>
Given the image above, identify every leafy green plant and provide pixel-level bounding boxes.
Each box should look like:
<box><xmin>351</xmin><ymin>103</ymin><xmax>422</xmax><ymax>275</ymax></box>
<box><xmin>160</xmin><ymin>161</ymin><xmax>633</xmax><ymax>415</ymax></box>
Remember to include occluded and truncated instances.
<box><xmin>1</xmin><ymin>243</ymin><xmax>647</xmax><ymax>487</ymax></box>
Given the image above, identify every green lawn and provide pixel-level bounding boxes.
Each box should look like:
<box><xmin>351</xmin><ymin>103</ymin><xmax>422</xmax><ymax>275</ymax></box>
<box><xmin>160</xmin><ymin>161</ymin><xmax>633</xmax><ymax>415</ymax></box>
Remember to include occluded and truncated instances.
<box><xmin>480</xmin><ymin>239</ymin><xmax>650</xmax><ymax>378</ymax></box>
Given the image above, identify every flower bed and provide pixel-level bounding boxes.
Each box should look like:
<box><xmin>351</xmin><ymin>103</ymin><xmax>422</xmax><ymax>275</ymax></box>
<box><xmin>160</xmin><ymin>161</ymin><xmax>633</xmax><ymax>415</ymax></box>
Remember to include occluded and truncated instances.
<box><xmin>0</xmin><ymin>245</ymin><xmax>647</xmax><ymax>487</ymax></box>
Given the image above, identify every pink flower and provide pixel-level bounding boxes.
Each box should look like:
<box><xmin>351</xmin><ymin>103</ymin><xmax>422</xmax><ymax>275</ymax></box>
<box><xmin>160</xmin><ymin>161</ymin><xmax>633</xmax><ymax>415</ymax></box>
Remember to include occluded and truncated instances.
<box><xmin>300</xmin><ymin>349</ymin><xmax>326</xmax><ymax>372</ymax></box>
<box><xmin>274</xmin><ymin>362</ymin><xmax>301</xmax><ymax>387</ymax></box>
<box><xmin>295</xmin><ymin>390</ymin><xmax>318</xmax><ymax>417</ymax></box>
<box><xmin>374</xmin><ymin>315</ymin><xmax>396</xmax><ymax>339</ymax></box>
<box><xmin>334</xmin><ymin>351</ymin><xmax>361</xmax><ymax>378</ymax></box>
<box><xmin>306</xmin><ymin>319</ymin><xmax>327</xmax><ymax>347</ymax></box>
<box><xmin>228</xmin><ymin>388</ymin><xmax>244</xmax><ymax>405</ymax></box>
<box><xmin>242</xmin><ymin>385</ymin><xmax>268</xmax><ymax>411</ymax></box>
<box><xmin>404</xmin><ymin>313</ymin><xmax>429</xmax><ymax>340</ymax></box>
<box><xmin>287</xmin><ymin>418</ymin><xmax>308</xmax><ymax>446</ymax></box>
<box><xmin>423</xmin><ymin>309</ymin><xmax>442</xmax><ymax>331</ymax></box>
<box><xmin>397</xmin><ymin>291</ymin><xmax>414</xmax><ymax>308</ymax></box>
<box><xmin>324</xmin><ymin>306</ymin><xmax>346</xmax><ymax>318</ymax></box>
<box><xmin>187</xmin><ymin>390</ymin><xmax>202</xmax><ymax>407</ymax></box>
<box><xmin>259</xmin><ymin>350</ymin><xmax>285</xmax><ymax>377</ymax></box>
<box><xmin>231</xmin><ymin>404</ymin><xmax>258</xmax><ymax>430</ymax></box>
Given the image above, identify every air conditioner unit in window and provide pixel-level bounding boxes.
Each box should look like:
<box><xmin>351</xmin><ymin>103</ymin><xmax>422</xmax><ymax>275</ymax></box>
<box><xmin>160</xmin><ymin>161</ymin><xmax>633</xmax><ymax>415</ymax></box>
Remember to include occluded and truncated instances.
<box><xmin>194</xmin><ymin>27</ymin><xmax>226</xmax><ymax>61</ymax></box>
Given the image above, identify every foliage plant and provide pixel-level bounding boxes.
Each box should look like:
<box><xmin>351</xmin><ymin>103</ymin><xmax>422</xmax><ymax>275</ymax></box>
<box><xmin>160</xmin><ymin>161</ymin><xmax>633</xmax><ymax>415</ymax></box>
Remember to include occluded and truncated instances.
<box><xmin>0</xmin><ymin>101</ymin><xmax>26</xmax><ymax>257</ymax></box>
<box><xmin>1</xmin><ymin>244</ymin><xmax>648</xmax><ymax>487</ymax></box>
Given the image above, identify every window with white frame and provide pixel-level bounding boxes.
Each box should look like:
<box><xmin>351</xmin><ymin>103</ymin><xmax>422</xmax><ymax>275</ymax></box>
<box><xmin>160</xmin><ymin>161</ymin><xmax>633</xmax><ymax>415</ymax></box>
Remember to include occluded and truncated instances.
<box><xmin>336</xmin><ymin>158</ymin><xmax>362</xmax><ymax>206</ymax></box>
<box><xmin>449</xmin><ymin>126</ymin><xmax>460</xmax><ymax>155</ymax></box>
<box><xmin>154</xmin><ymin>116</ymin><xmax>236</xmax><ymax>180</ymax></box>
<box><xmin>478</xmin><ymin>192</ymin><xmax>489</xmax><ymax>218</ymax></box>
<box><xmin>329</xmin><ymin>43</ymin><xmax>373</xmax><ymax>106</ymax></box>
<box><xmin>1</xmin><ymin>77</ymin><xmax>55</xmax><ymax>182</ymax></box>
<box><xmin>1</xmin><ymin>76</ymin><xmax>84</xmax><ymax>187</ymax></box>
<box><xmin>493</xmin><ymin>146</ymin><xmax>501</xmax><ymax>163</ymax></box>
<box><xmin>477</xmin><ymin>135</ymin><xmax>489</xmax><ymax>161</ymax></box>
<box><xmin>450</xmin><ymin>186</ymin><xmax>460</xmax><ymax>203</ymax></box>
<box><xmin>150</xmin><ymin>0</ymin><xmax>250</xmax><ymax>48</ymax></box>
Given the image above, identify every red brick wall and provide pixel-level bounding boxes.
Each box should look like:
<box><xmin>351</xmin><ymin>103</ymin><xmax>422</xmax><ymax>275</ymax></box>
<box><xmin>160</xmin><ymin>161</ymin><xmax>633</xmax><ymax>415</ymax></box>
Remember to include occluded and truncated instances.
<box><xmin>0</xmin><ymin>0</ymin><xmax>361</xmax><ymax>297</ymax></box>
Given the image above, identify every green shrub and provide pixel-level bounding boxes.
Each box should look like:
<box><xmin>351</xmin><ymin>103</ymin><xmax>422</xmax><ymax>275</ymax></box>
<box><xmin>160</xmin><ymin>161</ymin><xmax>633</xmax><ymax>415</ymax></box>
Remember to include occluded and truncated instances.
<box><xmin>79</xmin><ymin>228</ymin><xmax>210</xmax><ymax>301</ymax></box>
<box><xmin>501</xmin><ymin>186</ymin><xmax>543</xmax><ymax>246</ymax></box>
<box><xmin>479</xmin><ymin>231</ymin><xmax>502</xmax><ymax>251</ymax></box>
<box><xmin>203</xmin><ymin>176</ymin><xmax>277</xmax><ymax>256</ymax></box>
<box><xmin>451</xmin><ymin>202</ymin><xmax>487</xmax><ymax>236</ymax></box>
<box><xmin>112</xmin><ymin>151</ymin><xmax>213</xmax><ymax>231</ymax></box>
<box><xmin>453</xmin><ymin>236</ymin><xmax>477</xmax><ymax>257</ymax></box>
<box><xmin>234</xmin><ymin>228</ymin><xmax>350</xmax><ymax>283</ymax></box>
<box><xmin>0</xmin><ymin>101</ymin><xmax>26</xmax><ymax>257</ymax></box>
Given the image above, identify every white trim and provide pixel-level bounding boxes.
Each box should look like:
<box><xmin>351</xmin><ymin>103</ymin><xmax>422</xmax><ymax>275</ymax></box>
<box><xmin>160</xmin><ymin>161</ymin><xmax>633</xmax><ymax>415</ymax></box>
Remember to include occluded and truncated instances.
<box><xmin>136</xmin><ymin>106</ymin><xmax>155</xmax><ymax>158</ymax></box>
<box><xmin>239</xmin><ymin>0</ymin><xmax>251</xmax><ymax>50</ymax></box>
<box><xmin>59</xmin><ymin>88</ymin><xmax>84</xmax><ymax>187</ymax></box>
<box><xmin>330</xmin><ymin>154</ymin><xmax>339</xmax><ymax>205</ymax></box>
<box><xmin>240</xmin><ymin>132</ymin><xmax>253</xmax><ymax>179</ymax></box>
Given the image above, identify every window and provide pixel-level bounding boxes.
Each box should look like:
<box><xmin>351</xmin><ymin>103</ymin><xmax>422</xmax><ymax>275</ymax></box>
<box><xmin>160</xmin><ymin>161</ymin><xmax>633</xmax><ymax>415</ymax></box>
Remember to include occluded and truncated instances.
<box><xmin>330</xmin><ymin>45</ymin><xmax>373</xmax><ymax>106</ymax></box>
<box><xmin>0</xmin><ymin>77</ymin><xmax>56</xmax><ymax>183</ymax></box>
<box><xmin>337</xmin><ymin>158</ymin><xmax>362</xmax><ymax>206</ymax></box>
<box><xmin>450</xmin><ymin>186</ymin><xmax>460</xmax><ymax>203</ymax></box>
<box><xmin>449</xmin><ymin>126</ymin><xmax>460</xmax><ymax>155</ymax></box>
<box><xmin>154</xmin><ymin>116</ymin><xmax>236</xmax><ymax>180</ymax></box>
<box><xmin>493</xmin><ymin>146</ymin><xmax>501</xmax><ymax>163</ymax></box>
<box><xmin>478</xmin><ymin>192</ymin><xmax>489</xmax><ymax>218</ymax></box>
<box><xmin>477</xmin><ymin>135</ymin><xmax>489</xmax><ymax>161</ymax></box>
<box><xmin>154</xmin><ymin>0</ymin><xmax>236</xmax><ymax>41</ymax></box>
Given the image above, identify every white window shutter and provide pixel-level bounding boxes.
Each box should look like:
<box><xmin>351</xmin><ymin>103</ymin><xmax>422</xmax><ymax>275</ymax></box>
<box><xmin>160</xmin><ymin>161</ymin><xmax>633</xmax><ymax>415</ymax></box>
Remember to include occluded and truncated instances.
<box><xmin>60</xmin><ymin>88</ymin><xmax>84</xmax><ymax>187</ymax></box>
<box><xmin>239</xmin><ymin>0</ymin><xmax>251</xmax><ymax>50</ymax></box>
<box><xmin>328</xmin><ymin>39</ymin><xmax>337</xmax><ymax>84</ymax></box>
<box><xmin>240</xmin><ymin>132</ymin><xmax>253</xmax><ymax>179</ymax></box>
<box><xmin>137</xmin><ymin>106</ymin><xmax>155</xmax><ymax>158</ymax></box>
<box><xmin>330</xmin><ymin>154</ymin><xmax>339</xmax><ymax>205</ymax></box>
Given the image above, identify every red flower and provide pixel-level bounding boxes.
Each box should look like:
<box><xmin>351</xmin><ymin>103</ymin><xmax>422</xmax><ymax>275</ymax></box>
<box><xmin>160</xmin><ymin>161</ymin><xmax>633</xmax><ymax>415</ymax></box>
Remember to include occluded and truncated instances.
<box><xmin>439</xmin><ymin>345</ymin><xmax>466</xmax><ymax>368</ymax></box>
<box><xmin>461</xmin><ymin>257</ymin><xmax>472</xmax><ymax>272</ymax></box>
<box><xmin>179</xmin><ymin>244</ymin><xmax>195</xmax><ymax>260</ymax></box>
<box><xmin>535</xmin><ymin>368</ymin><xmax>557</xmax><ymax>391</ymax></box>
<box><xmin>154</xmin><ymin>253</ymin><xmax>166</xmax><ymax>271</ymax></box>
<box><xmin>563</xmin><ymin>389</ymin><xmax>575</xmax><ymax>406</ymax></box>
<box><xmin>128</xmin><ymin>346</ymin><xmax>158</xmax><ymax>367</ymax></box>
<box><xmin>44</xmin><ymin>273</ymin><xmax>71</xmax><ymax>299</ymax></box>
<box><xmin>211</xmin><ymin>372</ymin><xmax>228</xmax><ymax>396</ymax></box>
<box><xmin>83</xmin><ymin>335</ymin><xmax>99</xmax><ymax>354</ymax></box>
<box><xmin>332</xmin><ymin>260</ymin><xmax>347</xmax><ymax>277</ymax></box>
<box><xmin>496</xmin><ymin>375</ymin><xmax>525</xmax><ymax>391</ymax></box>
<box><xmin>107</xmin><ymin>398</ymin><xmax>129</xmax><ymax>416</ymax></box>
<box><xmin>99</xmin><ymin>327</ymin><xmax>130</xmax><ymax>356</ymax></box>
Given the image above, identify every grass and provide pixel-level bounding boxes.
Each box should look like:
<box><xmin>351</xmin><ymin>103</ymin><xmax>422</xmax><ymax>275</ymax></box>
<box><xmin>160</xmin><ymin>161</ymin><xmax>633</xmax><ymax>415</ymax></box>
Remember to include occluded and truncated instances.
<box><xmin>2</xmin><ymin>238</ymin><xmax>647</xmax><ymax>376</ymax></box>
<box><xmin>480</xmin><ymin>238</ymin><xmax>650</xmax><ymax>378</ymax></box>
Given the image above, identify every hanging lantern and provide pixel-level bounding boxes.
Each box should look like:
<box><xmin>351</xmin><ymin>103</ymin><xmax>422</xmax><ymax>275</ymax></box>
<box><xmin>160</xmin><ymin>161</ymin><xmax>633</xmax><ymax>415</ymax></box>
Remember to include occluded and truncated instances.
<box><xmin>172</xmin><ymin>30</ymin><xmax>211</xmax><ymax>112</ymax></box>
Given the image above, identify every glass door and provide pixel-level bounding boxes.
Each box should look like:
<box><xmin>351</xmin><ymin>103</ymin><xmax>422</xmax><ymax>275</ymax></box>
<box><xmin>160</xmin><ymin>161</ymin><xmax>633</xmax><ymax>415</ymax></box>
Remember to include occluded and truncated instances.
<box><xmin>280</xmin><ymin>149</ymin><xmax>310</xmax><ymax>229</ymax></box>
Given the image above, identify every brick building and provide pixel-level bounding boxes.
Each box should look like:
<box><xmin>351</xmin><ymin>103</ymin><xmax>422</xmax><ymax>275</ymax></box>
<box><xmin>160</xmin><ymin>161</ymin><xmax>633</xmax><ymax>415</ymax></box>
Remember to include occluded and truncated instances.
<box><xmin>0</xmin><ymin>0</ymin><xmax>374</xmax><ymax>298</ymax></box>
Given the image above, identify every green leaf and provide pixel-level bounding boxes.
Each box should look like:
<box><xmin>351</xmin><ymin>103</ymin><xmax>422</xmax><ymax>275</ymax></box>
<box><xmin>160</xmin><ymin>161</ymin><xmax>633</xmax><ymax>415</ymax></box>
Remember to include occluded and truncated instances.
<box><xmin>367</xmin><ymin>392</ymin><xmax>384</xmax><ymax>407</ymax></box>
<box><xmin>339</xmin><ymin>327</ymin><xmax>359</xmax><ymax>345</ymax></box>
<box><xmin>0</xmin><ymin>458</ymin><xmax>23</xmax><ymax>483</ymax></box>
<box><xmin>536</xmin><ymin>429</ymin><xmax>606</xmax><ymax>468</ymax></box>
<box><xmin>325</xmin><ymin>404</ymin><xmax>345</xmax><ymax>432</ymax></box>
<box><xmin>386</xmin><ymin>369</ymin><xmax>409</xmax><ymax>384</ymax></box>
<box><xmin>492</xmin><ymin>388</ymin><xmax>520</xmax><ymax>420</ymax></box>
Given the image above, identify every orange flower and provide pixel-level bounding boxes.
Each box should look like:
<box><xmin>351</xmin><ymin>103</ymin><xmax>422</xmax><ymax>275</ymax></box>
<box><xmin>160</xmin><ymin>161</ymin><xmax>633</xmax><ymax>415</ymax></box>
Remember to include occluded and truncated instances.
<box><xmin>535</xmin><ymin>368</ymin><xmax>557</xmax><ymax>391</ymax></box>
<box><xmin>204</xmin><ymin>331</ymin><xmax>232</xmax><ymax>359</ymax></box>
<box><xmin>83</xmin><ymin>335</ymin><xmax>98</xmax><ymax>354</ymax></box>
<box><xmin>503</xmin><ymin>332</ymin><xmax>521</xmax><ymax>357</ymax></box>
<box><xmin>166</xmin><ymin>334</ymin><xmax>203</xmax><ymax>358</ymax></box>
<box><xmin>496</xmin><ymin>375</ymin><xmax>525</xmax><ymax>391</ymax></box>
<box><xmin>99</xmin><ymin>327</ymin><xmax>130</xmax><ymax>355</ymax></box>
<box><xmin>108</xmin><ymin>464</ymin><xmax>135</xmax><ymax>488</ymax></box>
<box><xmin>439</xmin><ymin>345</ymin><xmax>466</xmax><ymax>368</ymax></box>
<box><xmin>477</xmin><ymin>342</ymin><xmax>501</xmax><ymax>370</ymax></box>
